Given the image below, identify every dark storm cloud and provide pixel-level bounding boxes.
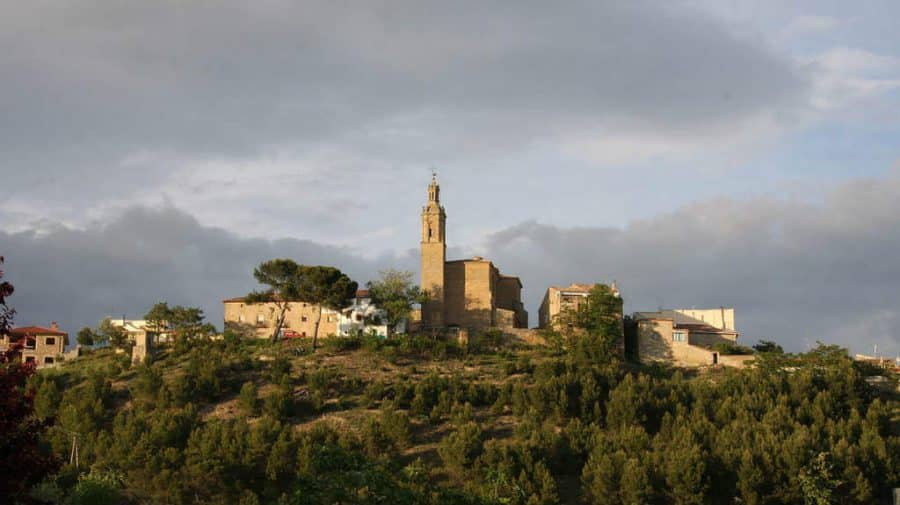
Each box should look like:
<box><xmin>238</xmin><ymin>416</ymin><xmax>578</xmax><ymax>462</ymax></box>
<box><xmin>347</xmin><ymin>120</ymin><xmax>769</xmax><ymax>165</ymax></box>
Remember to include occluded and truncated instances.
<box><xmin>1</xmin><ymin>1</ymin><xmax>807</xmax><ymax>182</ymax></box>
<box><xmin>0</xmin><ymin>206</ymin><xmax>418</xmax><ymax>334</ymax></box>
<box><xmin>484</xmin><ymin>168</ymin><xmax>900</xmax><ymax>354</ymax></box>
<box><xmin>4</xmin><ymin>170</ymin><xmax>900</xmax><ymax>356</ymax></box>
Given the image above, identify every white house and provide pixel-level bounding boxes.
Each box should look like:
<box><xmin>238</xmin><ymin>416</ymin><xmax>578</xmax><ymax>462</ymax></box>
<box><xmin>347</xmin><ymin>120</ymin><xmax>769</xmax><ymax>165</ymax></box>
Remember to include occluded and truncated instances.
<box><xmin>108</xmin><ymin>318</ymin><xmax>172</xmax><ymax>343</ymax></box>
<box><xmin>338</xmin><ymin>290</ymin><xmax>390</xmax><ymax>337</ymax></box>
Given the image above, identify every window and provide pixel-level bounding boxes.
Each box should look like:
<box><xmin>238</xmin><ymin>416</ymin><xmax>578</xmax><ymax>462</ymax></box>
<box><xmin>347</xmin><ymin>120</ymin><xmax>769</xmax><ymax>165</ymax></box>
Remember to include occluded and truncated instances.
<box><xmin>301</xmin><ymin>315</ymin><xmax>308</xmax><ymax>322</ymax></box>
<box><xmin>25</xmin><ymin>356</ymin><xmax>35</xmax><ymax>363</ymax></box>
<box><xmin>672</xmin><ymin>331</ymin><xmax>686</xmax><ymax>342</ymax></box>
<box><xmin>46</xmin><ymin>337</ymin><xmax>55</xmax><ymax>346</ymax></box>
<box><xmin>256</xmin><ymin>314</ymin><xmax>266</xmax><ymax>327</ymax></box>
<box><xmin>44</xmin><ymin>357</ymin><xmax>54</xmax><ymax>364</ymax></box>
<box><xmin>25</xmin><ymin>338</ymin><xmax>36</xmax><ymax>349</ymax></box>
<box><xmin>355</xmin><ymin>314</ymin><xmax>363</xmax><ymax>322</ymax></box>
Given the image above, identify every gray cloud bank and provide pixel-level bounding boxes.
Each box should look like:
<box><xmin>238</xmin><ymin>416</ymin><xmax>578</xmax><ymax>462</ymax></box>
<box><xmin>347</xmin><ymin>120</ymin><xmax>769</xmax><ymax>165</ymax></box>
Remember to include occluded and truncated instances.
<box><xmin>485</xmin><ymin>168</ymin><xmax>900</xmax><ymax>355</ymax></box>
<box><xmin>1</xmin><ymin>1</ymin><xmax>809</xmax><ymax>228</ymax></box>
<box><xmin>4</xmin><ymin>169</ymin><xmax>900</xmax><ymax>356</ymax></box>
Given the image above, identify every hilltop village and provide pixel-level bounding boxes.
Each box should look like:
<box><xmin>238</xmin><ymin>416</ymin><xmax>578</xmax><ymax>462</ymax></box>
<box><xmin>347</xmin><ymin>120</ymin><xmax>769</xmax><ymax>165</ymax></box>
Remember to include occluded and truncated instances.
<box><xmin>1</xmin><ymin>177</ymin><xmax>898</xmax><ymax>505</ymax></box>
<box><xmin>3</xmin><ymin>175</ymin><xmax>762</xmax><ymax>370</ymax></box>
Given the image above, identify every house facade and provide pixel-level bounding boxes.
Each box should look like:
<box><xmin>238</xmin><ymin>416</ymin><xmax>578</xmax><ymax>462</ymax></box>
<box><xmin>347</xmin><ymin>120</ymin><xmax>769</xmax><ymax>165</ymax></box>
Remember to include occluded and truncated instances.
<box><xmin>0</xmin><ymin>323</ymin><xmax>68</xmax><ymax>368</ymax></box>
<box><xmin>631</xmin><ymin>308</ymin><xmax>747</xmax><ymax>367</ymax></box>
<box><xmin>223</xmin><ymin>298</ymin><xmax>340</xmax><ymax>339</ymax></box>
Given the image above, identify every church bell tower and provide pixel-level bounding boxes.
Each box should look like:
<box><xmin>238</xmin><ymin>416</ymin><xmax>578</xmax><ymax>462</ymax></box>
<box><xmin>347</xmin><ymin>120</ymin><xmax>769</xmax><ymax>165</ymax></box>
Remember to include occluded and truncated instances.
<box><xmin>421</xmin><ymin>172</ymin><xmax>446</xmax><ymax>327</ymax></box>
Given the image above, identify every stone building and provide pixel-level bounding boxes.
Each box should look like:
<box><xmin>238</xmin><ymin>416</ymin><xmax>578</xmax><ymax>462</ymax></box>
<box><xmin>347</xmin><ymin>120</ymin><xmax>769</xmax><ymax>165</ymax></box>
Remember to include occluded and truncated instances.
<box><xmin>420</xmin><ymin>175</ymin><xmax>528</xmax><ymax>330</ymax></box>
<box><xmin>631</xmin><ymin>308</ymin><xmax>750</xmax><ymax>367</ymax></box>
<box><xmin>537</xmin><ymin>282</ymin><xmax>619</xmax><ymax>329</ymax></box>
<box><xmin>0</xmin><ymin>323</ymin><xmax>68</xmax><ymax>368</ymax></box>
<box><xmin>223</xmin><ymin>297</ymin><xmax>340</xmax><ymax>339</ymax></box>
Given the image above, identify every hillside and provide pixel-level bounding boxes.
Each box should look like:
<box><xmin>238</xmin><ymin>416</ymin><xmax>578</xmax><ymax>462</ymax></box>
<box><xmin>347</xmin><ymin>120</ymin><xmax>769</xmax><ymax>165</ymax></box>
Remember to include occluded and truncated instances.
<box><xmin>25</xmin><ymin>333</ymin><xmax>900</xmax><ymax>505</ymax></box>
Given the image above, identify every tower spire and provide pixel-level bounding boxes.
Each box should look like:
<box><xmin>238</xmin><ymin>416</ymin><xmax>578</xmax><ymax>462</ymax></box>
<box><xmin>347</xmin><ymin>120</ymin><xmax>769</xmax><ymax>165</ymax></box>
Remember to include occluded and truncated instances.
<box><xmin>428</xmin><ymin>170</ymin><xmax>440</xmax><ymax>203</ymax></box>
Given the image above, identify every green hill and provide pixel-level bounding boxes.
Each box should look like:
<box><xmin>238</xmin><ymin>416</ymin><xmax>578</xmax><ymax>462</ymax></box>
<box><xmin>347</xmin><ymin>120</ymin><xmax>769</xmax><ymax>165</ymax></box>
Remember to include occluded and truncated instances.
<box><xmin>24</xmin><ymin>333</ymin><xmax>900</xmax><ymax>505</ymax></box>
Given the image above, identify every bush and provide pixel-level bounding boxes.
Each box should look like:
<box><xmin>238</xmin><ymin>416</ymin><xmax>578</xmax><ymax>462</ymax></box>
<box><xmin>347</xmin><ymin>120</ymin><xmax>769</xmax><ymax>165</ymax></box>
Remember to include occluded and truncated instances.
<box><xmin>438</xmin><ymin>422</ymin><xmax>484</xmax><ymax>475</ymax></box>
<box><xmin>713</xmin><ymin>342</ymin><xmax>754</xmax><ymax>355</ymax></box>
<box><xmin>239</xmin><ymin>382</ymin><xmax>259</xmax><ymax>416</ymax></box>
<box><xmin>263</xmin><ymin>387</ymin><xmax>293</xmax><ymax>420</ymax></box>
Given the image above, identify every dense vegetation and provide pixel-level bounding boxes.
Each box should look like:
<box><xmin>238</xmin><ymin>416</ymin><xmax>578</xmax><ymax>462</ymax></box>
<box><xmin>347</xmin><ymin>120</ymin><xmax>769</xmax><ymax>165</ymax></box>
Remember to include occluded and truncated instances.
<box><xmin>18</xmin><ymin>328</ymin><xmax>899</xmax><ymax>505</ymax></box>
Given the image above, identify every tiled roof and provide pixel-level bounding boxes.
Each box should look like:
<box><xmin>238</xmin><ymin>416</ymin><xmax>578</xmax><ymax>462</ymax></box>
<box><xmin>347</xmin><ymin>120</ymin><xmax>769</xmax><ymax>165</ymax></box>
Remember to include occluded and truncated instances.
<box><xmin>8</xmin><ymin>326</ymin><xmax>68</xmax><ymax>337</ymax></box>
<box><xmin>674</xmin><ymin>322</ymin><xmax>737</xmax><ymax>334</ymax></box>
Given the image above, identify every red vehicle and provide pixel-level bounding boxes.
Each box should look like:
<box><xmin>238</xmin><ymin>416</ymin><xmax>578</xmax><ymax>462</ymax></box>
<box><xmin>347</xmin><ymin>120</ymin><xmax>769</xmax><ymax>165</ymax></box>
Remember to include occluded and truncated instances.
<box><xmin>281</xmin><ymin>329</ymin><xmax>305</xmax><ymax>339</ymax></box>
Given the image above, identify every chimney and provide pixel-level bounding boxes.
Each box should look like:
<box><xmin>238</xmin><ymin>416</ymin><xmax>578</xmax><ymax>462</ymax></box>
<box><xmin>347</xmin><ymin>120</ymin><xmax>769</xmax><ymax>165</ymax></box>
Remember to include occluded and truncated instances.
<box><xmin>51</xmin><ymin>321</ymin><xmax>59</xmax><ymax>331</ymax></box>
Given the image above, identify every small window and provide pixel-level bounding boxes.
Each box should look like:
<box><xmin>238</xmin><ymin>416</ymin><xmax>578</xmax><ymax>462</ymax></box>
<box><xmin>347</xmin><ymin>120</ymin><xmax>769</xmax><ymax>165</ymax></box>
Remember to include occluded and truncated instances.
<box><xmin>301</xmin><ymin>315</ymin><xmax>308</xmax><ymax>322</ymax></box>
<box><xmin>44</xmin><ymin>357</ymin><xmax>54</xmax><ymax>364</ymax></box>
<box><xmin>355</xmin><ymin>314</ymin><xmax>363</xmax><ymax>322</ymax></box>
<box><xmin>672</xmin><ymin>331</ymin><xmax>686</xmax><ymax>342</ymax></box>
<box><xmin>25</xmin><ymin>356</ymin><xmax>35</xmax><ymax>363</ymax></box>
<box><xmin>46</xmin><ymin>337</ymin><xmax>55</xmax><ymax>345</ymax></box>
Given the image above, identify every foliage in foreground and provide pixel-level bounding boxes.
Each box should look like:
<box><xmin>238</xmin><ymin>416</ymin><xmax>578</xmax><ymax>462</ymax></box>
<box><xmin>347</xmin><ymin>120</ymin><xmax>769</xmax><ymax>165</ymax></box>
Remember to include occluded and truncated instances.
<box><xmin>18</xmin><ymin>332</ymin><xmax>900</xmax><ymax>505</ymax></box>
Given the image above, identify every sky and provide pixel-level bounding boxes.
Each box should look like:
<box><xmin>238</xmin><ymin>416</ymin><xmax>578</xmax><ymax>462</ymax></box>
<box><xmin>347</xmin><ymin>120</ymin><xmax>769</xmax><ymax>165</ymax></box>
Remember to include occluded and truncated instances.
<box><xmin>2</xmin><ymin>1</ymin><xmax>899</xmax><ymax>356</ymax></box>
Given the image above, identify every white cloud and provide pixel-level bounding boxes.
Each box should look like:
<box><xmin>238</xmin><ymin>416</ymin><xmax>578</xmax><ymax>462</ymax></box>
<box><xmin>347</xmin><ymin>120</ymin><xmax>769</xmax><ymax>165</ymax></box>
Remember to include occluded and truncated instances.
<box><xmin>807</xmin><ymin>47</ymin><xmax>900</xmax><ymax>110</ymax></box>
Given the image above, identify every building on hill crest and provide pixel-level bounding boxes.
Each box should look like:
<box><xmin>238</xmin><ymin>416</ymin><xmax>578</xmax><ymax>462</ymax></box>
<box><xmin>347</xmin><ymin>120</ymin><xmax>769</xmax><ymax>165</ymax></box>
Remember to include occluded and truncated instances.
<box><xmin>419</xmin><ymin>174</ymin><xmax>528</xmax><ymax>331</ymax></box>
<box><xmin>538</xmin><ymin>282</ymin><xmax>620</xmax><ymax>329</ymax></box>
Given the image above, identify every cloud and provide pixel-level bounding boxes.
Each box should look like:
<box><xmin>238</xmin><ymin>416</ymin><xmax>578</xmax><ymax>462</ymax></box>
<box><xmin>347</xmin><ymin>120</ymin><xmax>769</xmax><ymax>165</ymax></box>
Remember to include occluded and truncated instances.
<box><xmin>483</xmin><ymin>167</ymin><xmax>900</xmax><ymax>355</ymax></box>
<box><xmin>0</xmin><ymin>0</ymin><xmax>810</xmax><ymax>232</ymax></box>
<box><xmin>782</xmin><ymin>14</ymin><xmax>839</xmax><ymax>38</ymax></box>
<box><xmin>807</xmin><ymin>47</ymin><xmax>900</xmax><ymax>110</ymax></box>
<box><xmin>0</xmin><ymin>205</ymin><xmax>418</xmax><ymax>335</ymax></box>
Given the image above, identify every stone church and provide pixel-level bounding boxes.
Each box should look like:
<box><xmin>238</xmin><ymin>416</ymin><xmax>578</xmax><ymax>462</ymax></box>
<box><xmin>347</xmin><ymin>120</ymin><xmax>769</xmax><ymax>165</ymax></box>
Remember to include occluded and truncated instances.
<box><xmin>420</xmin><ymin>175</ymin><xmax>528</xmax><ymax>330</ymax></box>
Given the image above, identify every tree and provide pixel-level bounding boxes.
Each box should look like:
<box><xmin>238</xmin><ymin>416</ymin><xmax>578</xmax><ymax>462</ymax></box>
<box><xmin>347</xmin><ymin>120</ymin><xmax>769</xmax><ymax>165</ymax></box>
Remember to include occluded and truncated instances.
<box><xmin>143</xmin><ymin>302</ymin><xmax>213</xmax><ymax>344</ymax></box>
<box><xmin>249</xmin><ymin>259</ymin><xmax>304</xmax><ymax>342</ymax></box>
<box><xmin>252</xmin><ymin>260</ymin><xmax>357</xmax><ymax>349</ymax></box>
<box><xmin>0</xmin><ymin>256</ymin><xmax>14</xmax><ymax>334</ymax></box>
<box><xmin>570</xmin><ymin>284</ymin><xmax>623</xmax><ymax>341</ymax></box>
<box><xmin>366</xmin><ymin>269</ymin><xmax>425</xmax><ymax>334</ymax></box>
<box><xmin>753</xmin><ymin>340</ymin><xmax>784</xmax><ymax>354</ymax></box>
<box><xmin>77</xmin><ymin>326</ymin><xmax>96</xmax><ymax>346</ymax></box>
<box><xmin>0</xmin><ymin>256</ymin><xmax>59</xmax><ymax>499</ymax></box>
<box><xmin>298</xmin><ymin>266</ymin><xmax>357</xmax><ymax>350</ymax></box>
<box><xmin>169</xmin><ymin>305</ymin><xmax>214</xmax><ymax>340</ymax></box>
<box><xmin>144</xmin><ymin>301</ymin><xmax>171</xmax><ymax>337</ymax></box>
<box><xmin>97</xmin><ymin>317</ymin><xmax>129</xmax><ymax>348</ymax></box>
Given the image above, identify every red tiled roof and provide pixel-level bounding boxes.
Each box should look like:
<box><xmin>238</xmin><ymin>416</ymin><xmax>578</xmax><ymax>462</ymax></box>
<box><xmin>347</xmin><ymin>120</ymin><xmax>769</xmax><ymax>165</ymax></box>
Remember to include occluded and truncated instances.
<box><xmin>356</xmin><ymin>289</ymin><xmax>370</xmax><ymax>298</ymax></box>
<box><xmin>8</xmin><ymin>326</ymin><xmax>68</xmax><ymax>337</ymax></box>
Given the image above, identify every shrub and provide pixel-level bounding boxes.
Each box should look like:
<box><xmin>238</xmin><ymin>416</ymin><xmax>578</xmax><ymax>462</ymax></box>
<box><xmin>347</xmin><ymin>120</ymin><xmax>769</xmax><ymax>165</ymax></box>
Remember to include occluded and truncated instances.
<box><xmin>438</xmin><ymin>422</ymin><xmax>484</xmax><ymax>475</ymax></box>
<box><xmin>239</xmin><ymin>382</ymin><xmax>259</xmax><ymax>416</ymax></box>
<box><xmin>263</xmin><ymin>387</ymin><xmax>293</xmax><ymax>420</ymax></box>
<box><xmin>713</xmin><ymin>342</ymin><xmax>754</xmax><ymax>356</ymax></box>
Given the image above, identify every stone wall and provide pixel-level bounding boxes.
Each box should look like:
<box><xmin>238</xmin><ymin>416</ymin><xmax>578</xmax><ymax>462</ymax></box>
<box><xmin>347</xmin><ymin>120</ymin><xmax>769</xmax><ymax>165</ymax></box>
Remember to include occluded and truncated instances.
<box><xmin>223</xmin><ymin>301</ymin><xmax>339</xmax><ymax>339</ymax></box>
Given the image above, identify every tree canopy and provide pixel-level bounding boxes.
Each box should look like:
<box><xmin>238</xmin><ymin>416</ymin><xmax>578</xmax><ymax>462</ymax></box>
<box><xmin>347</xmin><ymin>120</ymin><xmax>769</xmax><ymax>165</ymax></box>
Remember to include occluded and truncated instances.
<box><xmin>366</xmin><ymin>269</ymin><xmax>425</xmax><ymax>334</ymax></box>
<box><xmin>250</xmin><ymin>259</ymin><xmax>358</xmax><ymax>347</ymax></box>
